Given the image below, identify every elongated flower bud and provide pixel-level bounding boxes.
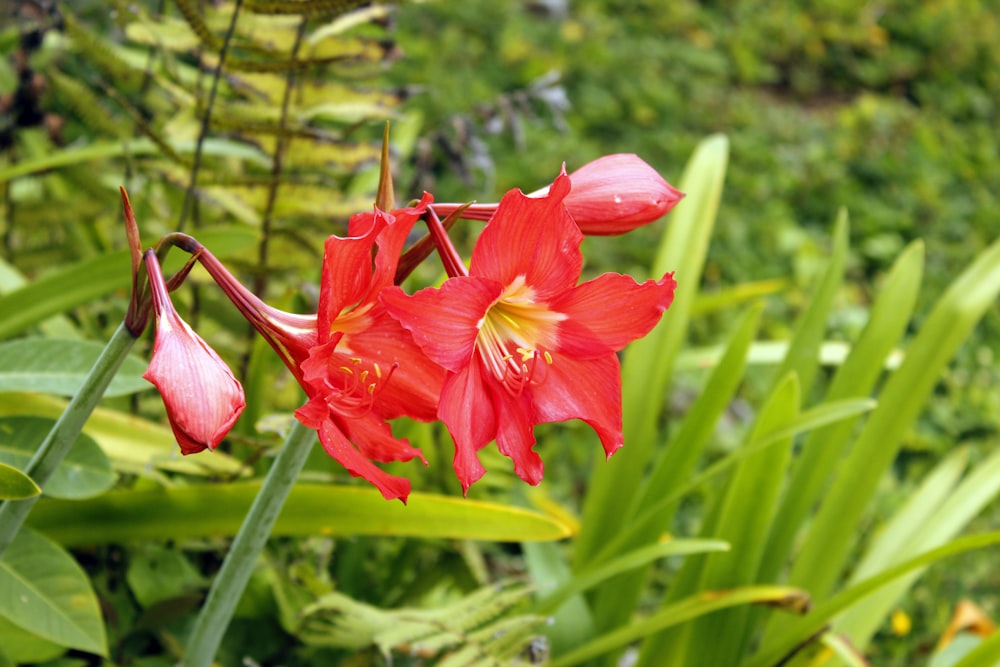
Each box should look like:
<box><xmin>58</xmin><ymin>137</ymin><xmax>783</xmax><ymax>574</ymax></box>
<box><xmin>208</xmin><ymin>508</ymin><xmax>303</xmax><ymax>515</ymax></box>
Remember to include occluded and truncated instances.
<box><xmin>430</xmin><ymin>154</ymin><xmax>683</xmax><ymax>236</ymax></box>
<box><xmin>142</xmin><ymin>251</ymin><xmax>245</xmax><ymax>455</ymax></box>
<box><xmin>535</xmin><ymin>153</ymin><xmax>684</xmax><ymax>235</ymax></box>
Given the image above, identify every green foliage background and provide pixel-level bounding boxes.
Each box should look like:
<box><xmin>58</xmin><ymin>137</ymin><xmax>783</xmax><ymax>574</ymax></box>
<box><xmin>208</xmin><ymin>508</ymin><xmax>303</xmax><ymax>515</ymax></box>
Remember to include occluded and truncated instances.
<box><xmin>1</xmin><ymin>1</ymin><xmax>999</xmax><ymax>665</ymax></box>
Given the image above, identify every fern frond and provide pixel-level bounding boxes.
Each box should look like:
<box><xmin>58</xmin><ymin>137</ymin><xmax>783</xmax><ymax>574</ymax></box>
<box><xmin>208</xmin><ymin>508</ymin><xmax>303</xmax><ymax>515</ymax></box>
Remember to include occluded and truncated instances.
<box><xmin>244</xmin><ymin>0</ymin><xmax>369</xmax><ymax>17</ymax></box>
<box><xmin>48</xmin><ymin>72</ymin><xmax>126</xmax><ymax>138</ymax></box>
<box><xmin>62</xmin><ymin>14</ymin><xmax>144</xmax><ymax>89</ymax></box>
<box><xmin>173</xmin><ymin>0</ymin><xmax>222</xmax><ymax>49</ymax></box>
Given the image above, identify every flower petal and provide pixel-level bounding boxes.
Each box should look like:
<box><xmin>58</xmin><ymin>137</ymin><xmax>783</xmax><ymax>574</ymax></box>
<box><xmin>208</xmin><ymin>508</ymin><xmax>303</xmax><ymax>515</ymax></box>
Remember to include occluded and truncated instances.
<box><xmin>317</xmin><ymin>217</ymin><xmax>387</xmax><ymax>338</ymax></box>
<box><xmin>438</xmin><ymin>363</ymin><xmax>497</xmax><ymax>493</ymax></box>
<box><xmin>381</xmin><ymin>277</ymin><xmax>502</xmax><ymax>373</ymax></box>
<box><xmin>470</xmin><ymin>172</ymin><xmax>583</xmax><ymax>298</ymax></box>
<box><xmin>342</xmin><ymin>412</ymin><xmax>427</xmax><ymax>465</ymax></box>
<box><xmin>551</xmin><ymin>272</ymin><xmax>677</xmax><ymax>355</ymax></box>
<box><xmin>531</xmin><ymin>352</ymin><xmax>624</xmax><ymax>459</ymax></box>
<box><xmin>307</xmin><ymin>413</ymin><xmax>412</xmax><ymax>502</ymax></box>
<box><xmin>495</xmin><ymin>390</ymin><xmax>544</xmax><ymax>485</ymax></box>
<box><xmin>338</xmin><ymin>308</ymin><xmax>445</xmax><ymax>421</ymax></box>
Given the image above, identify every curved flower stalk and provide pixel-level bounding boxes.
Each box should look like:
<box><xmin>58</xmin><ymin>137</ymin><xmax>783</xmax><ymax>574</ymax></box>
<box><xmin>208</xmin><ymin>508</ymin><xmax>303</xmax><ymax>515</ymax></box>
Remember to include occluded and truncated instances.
<box><xmin>142</xmin><ymin>250</ymin><xmax>246</xmax><ymax>455</ymax></box>
<box><xmin>188</xmin><ymin>199</ymin><xmax>444</xmax><ymax>502</ymax></box>
<box><xmin>382</xmin><ymin>170</ymin><xmax>677</xmax><ymax>492</ymax></box>
<box><xmin>431</xmin><ymin>153</ymin><xmax>684</xmax><ymax>236</ymax></box>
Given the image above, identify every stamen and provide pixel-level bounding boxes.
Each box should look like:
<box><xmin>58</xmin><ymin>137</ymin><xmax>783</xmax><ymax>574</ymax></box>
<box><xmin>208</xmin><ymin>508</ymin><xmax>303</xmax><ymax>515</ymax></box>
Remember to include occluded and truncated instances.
<box><xmin>474</xmin><ymin>276</ymin><xmax>564</xmax><ymax>397</ymax></box>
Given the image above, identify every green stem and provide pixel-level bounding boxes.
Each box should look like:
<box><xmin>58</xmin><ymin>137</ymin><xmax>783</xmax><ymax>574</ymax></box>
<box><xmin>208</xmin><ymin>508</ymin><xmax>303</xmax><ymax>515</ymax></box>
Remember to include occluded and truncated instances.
<box><xmin>183</xmin><ymin>420</ymin><xmax>315</xmax><ymax>667</ymax></box>
<box><xmin>0</xmin><ymin>321</ymin><xmax>139</xmax><ymax>556</ymax></box>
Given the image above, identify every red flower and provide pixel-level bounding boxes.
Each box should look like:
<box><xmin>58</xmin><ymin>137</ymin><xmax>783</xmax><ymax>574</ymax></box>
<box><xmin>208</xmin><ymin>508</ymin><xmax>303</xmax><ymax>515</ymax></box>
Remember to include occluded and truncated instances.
<box><xmin>294</xmin><ymin>197</ymin><xmax>445</xmax><ymax>501</ymax></box>
<box><xmin>382</xmin><ymin>171</ymin><xmax>676</xmax><ymax>492</ymax></box>
<box><xmin>194</xmin><ymin>197</ymin><xmax>444</xmax><ymax>502</ymax></box>
<box><xmin>142</xmin><ymin>251</ymin><xmax>245</xmax><ymax>455</ymax></box>
<box><xmin>431</xmin><ymin>154</ymin><xmax>683</xmax><ymax>236</ymax></box>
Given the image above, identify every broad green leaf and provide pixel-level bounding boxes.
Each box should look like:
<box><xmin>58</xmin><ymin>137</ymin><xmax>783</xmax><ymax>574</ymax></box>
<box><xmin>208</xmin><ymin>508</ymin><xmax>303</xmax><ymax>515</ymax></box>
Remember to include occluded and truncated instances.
<box><xmin>0</xmin><ymin>527</ymin><xmax>107</xmax><ymax>656</ymax></box>
<box><xmin>577</xmin><ymin>133</ymin><xmax>728</xmax><ymax>567</ymax></box>
<box><xmin>745</xmin><ymin>531</ymin><xmax>1000</xmax><ymax>667</ymax></box>
<box><xmin>0</xmin><ymin>339</ymin><xmax>149</xmax><ymax>397</ymax></box>
<box><xmin>0</xmin><ymin>416</ymin><xmax>114</xmax><ymax>500</ymax></box>
<box><xmin>0</xmin><ymin>227</ymin><xmax>258</xmax><ymax>340</ymax></box>
<box><xmin>787</xmin><ymin>235</ymin><xmax>1000</xmax><ymax>602</ymax></box>
<box><xmin>126</xmin><ymin>544</ymin><xmax>206</xmax><ymax>609</ymax></box>
<box><xmin>0</xmin><ymin>463</ymin><xmax>40</xmax><ymax>500</ymax></box>
<box><xmin>26</xmin><ymin>483</ymin><xmax>574</xmax><ymax>544</ymax></box>
<box><xmin>0</xmin><ymin>259</ymin><xmax>79</xmax><ymax>339</ymax></box>
<box><xmin>0</xmin><ymin>392</ymin><xmax>244</xmax><ymax>477</ymax></box>
<box><xmin>549</xmin><ymin>585</ymin><xmax>809</xmax><ymax>667</ymax></box>
<box><xmin>0</xmin><ymin>614</ymin><xmax>64</xmax><ymax>665</ymax></box>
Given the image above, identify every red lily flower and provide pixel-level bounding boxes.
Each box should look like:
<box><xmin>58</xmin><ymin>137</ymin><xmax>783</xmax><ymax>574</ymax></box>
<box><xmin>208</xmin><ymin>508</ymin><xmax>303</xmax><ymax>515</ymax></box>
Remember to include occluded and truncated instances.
<box><xmin>431</xmin><ymin>154</ymin><xmax>683</xmax><ymax>236</ymax></box>
<box><xmin>142</xmin><ymin>251</ymin><xmax>246</xmax><ymax>455</ymax></box>
<box><xmin>193</xmin><ymin>197</ymin><xmax>444</xmax><ymax>502</ymax></box>
<box><xmin>381</xmin><ymin>171</ymin><xmax>676</xmax><ymax>492</ymax></box>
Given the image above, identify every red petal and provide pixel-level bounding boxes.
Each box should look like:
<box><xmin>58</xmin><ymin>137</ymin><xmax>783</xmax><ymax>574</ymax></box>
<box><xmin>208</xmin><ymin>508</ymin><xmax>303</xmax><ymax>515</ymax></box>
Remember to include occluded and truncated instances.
<box><xmin>531</xmin><ymin>353</ymin><xmax>624</xmax><ymax>459</ymax></box>
<box><xmin>368</xmin><ymin>193</ymin><xmax>433</xmax><ymax>295</ymax></box>
<box><xmin>381</xmin><ymin>278</ymin><xmax>502</xmax><ymax>373</ymax></box>
<box><xmin>317</xmin><ymin>221</ymin><xmax>385</xmax><ymax>339</ymax></box>
<box><xmin>342</xmin><ymin>412</ymin><xmax>427</xmax><ymax>465</ymax></box>
<box><xmin>306</xmin><ymin>414</ymin><xmax>412</xmax><ymax>502</ymax></box>
<box><xmin>339</xmin><ymin>309</ymin><xmax>445</xmax><ymax>422</ymax></box>
<box><xmin>551</xmin><ymin>272</ymin><xmax>677</xmax><ymax>354</ymax></box>
<box><xmin>438</xmin><ymin>363</ymin><xmax>497</xmax><ymax>493</ymax></box>
<box><xmin>470</xmin><ymin>172</ymin><xmax>583</xmax><ymax>299</ymax></box>
<box><xmin>495</xmin><ymin>390</ymin><xmax>544</xmax><ymax>485</ymax></box>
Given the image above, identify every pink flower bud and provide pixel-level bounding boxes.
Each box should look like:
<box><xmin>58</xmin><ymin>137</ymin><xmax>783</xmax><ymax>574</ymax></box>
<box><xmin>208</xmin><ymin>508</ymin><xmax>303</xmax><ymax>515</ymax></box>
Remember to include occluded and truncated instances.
<box><xmin>534</xmin><ymin>154</ymin><xmax>684</xmax><ymax>235</ymax></box>
<box><xmin>143</xmin><ymin>252</ymin><xmax>245</xmax><ymax>455</ymax></box>
<box><xmin>430</xmin><ymin>154</ymin><xmax>683</xmax><ymax>236</ymax></box>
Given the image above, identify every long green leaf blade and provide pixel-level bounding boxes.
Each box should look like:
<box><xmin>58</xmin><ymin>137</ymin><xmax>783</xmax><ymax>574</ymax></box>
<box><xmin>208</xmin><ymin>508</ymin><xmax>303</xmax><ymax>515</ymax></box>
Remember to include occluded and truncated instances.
<box><xmin>787</xmin><ymin>236</ymin><xmax>1000</xmax><ymax>602</ymax></box>
<box><xmin>26</xmin><ymin>483</ymin><xmax>574</xmax><ymax>544</ymax></box>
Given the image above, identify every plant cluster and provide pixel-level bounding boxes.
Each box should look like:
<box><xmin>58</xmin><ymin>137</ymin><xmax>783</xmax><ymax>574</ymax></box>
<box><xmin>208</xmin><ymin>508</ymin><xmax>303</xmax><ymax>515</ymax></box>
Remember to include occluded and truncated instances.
<box><xmin>1</xmin><ymin>2</ymin><xmax>999</xmax><ymax>667</ymax></box>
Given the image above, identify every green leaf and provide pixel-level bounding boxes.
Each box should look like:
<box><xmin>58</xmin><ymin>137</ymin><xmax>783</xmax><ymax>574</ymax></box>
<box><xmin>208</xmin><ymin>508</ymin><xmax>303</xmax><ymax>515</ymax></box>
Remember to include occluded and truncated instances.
<box><xmin>0</xmin><ymin>614</ymin><xmax>65</xmax><ymax>665</ymax></box>
<box><xmin>787</xmin><ymin>235</ymin><xmax>1000</xmax><ymax>603</ymax></box>
<box><xmin>836</xmin><ymin>446</ymin><xmax>1000</xmax><ymax>649</ymax></box>
<box><xmin>126</xmin><ymin>545</ymin><xmax>206</xmax><ymax>609</ymax></box>
<box><xmin>549</xmin><ymin>585</ymin><xmax>809</xmax><ymax>667</ymax></box>
<box><xmin>950</xmin><ymin>631</ymin><xmax>1000</xmax><ymax>667</ymax></box>
<box><xmin>26</xmin><ymin>483</ymin><xmax>574</xmax><ymax>544</ymax></box>
<box><xmin>536</xmin><ymin>539</ymin><xmax>730</xmax><ymax>616</ymax></box>
<box><xmin>0</xmin><ymin>416</ymin><xmax>114</xmax><ymax>500</ymax></box>
<box><xmin>0</xmin><ymin>339</ymin><xmax>150</xmax><ymax>397</ymax></box>
<box><xmin>677</xmin><ymin>372</ymin><xmax>801</xmax><ymax>666</ymax></box>
<box><xmin>0</xmin><ymin>527</ymin><xmax>107</xmax><ymax>656</ymax></box>
<box><xmin>577</xmin><ymin>133</ymin><xmax>729</xmax><ymax>567</ymax></box>
<box><xmin>0</xmin><ymin>227</ymin><xmax>258</xmax><ymax>340</ymax></box>
<box><xmin>745</xmin><ymin>531</ymin><xmax>1000</xmax><ymax>667</ymax></box>
<box><xmin>0</xmin><ymin>463</ymin><xmax>40</xmax><ymax>500</ymax></box>
<box><xmin>0</xmin><ymin>392</ymin><xmax>245</xmax><ymax>477</ymax></box>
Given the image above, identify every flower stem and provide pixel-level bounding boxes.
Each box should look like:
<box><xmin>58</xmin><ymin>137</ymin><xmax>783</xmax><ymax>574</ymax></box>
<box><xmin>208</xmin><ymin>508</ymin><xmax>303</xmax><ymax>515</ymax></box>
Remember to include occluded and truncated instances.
<box><xmin>182</xmin><ymin>420</ymin><xmax>315</xmax><ymax>667</ymax></box>
<box><xmin>0</xmin><ymin>321</ymin><xmax>139</xmax><ymax>556</ymax></box>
